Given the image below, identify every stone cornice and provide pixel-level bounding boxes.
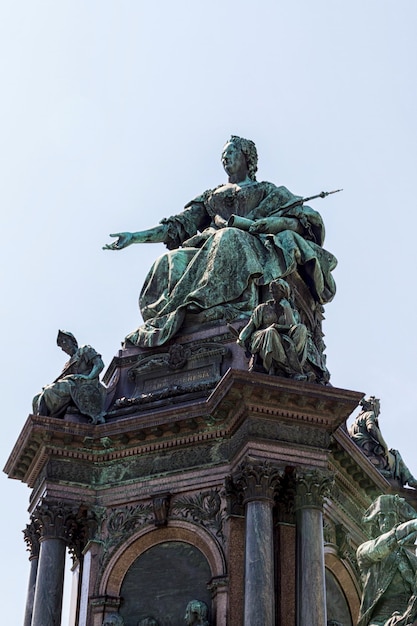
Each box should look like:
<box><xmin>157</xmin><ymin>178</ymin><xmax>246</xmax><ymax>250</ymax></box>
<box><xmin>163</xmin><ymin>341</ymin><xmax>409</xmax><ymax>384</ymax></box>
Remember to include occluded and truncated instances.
<box><xmin>330</xmin><ymin>425</ymin><xmax>389</xmax><ymax>494</ymax></box>
<box><xmin>4</xmin><ymin>370</ymin><xmax>363</xmax><ymax>488</ymax></box>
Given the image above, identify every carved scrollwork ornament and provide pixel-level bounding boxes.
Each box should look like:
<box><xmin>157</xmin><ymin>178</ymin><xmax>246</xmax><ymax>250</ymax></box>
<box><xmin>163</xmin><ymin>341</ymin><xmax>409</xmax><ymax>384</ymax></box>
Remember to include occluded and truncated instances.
<box><xmin>229</xmin><ymin>459</ymin><xmax>285</xmax><ymax>505</ymax></box>
<box><xmin>294</xmin><ymin>469</ymin><xmax>334</xmax><ymax>511</ymax></box>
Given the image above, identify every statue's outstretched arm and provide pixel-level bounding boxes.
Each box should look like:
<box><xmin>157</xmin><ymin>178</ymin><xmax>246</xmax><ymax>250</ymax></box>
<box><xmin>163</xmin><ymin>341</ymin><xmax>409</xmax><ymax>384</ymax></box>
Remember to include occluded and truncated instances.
<box><xmin>103</xmin><ymin>224</ymin><xmax>169</xmax><ymax>250</ymax></box>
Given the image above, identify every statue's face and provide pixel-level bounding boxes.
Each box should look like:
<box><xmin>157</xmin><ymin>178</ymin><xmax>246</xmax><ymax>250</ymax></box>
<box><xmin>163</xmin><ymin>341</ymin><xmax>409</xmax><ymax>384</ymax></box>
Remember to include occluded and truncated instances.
<box><xmin>58</xmin><ymin>335</ymin><xmax>77</xmax><ymax>356</ymax></box>
<box><xmin>377</xmin><ymin>511</ymin><xmax>397</xmax><ymax>532</ymax></box>
<box><xmin>221</xmin><ymin>141</ymin><xmax>246</xmax><ymax>177</ymax></box>
<box><xmin>270</xmin><ymin>283</ymin><xmax>284</xmax><ymax>301</ymax></box>
<box><xmin>184</xmin><ymin>607</ymin><xmax>197</xmax><ymax>625</ymax></box>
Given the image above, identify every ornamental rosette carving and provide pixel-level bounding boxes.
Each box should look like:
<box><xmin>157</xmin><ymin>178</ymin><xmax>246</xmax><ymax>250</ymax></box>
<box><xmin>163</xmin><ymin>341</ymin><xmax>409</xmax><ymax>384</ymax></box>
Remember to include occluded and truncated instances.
<box><xmin>228</xmin><ymin>459</ymin><xmax>285</xmax><ymax>505</ymax></box>
<box><xmin>295</xmin><ymin>470</ymin><xmax>334</xmax><ymax>511</ymax></box>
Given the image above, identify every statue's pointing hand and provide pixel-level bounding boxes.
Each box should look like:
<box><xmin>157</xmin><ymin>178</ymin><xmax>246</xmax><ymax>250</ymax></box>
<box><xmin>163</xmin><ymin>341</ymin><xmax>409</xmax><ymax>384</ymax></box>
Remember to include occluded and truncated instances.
<box><xmin>103</xmin><ymin>232</ymin><xmax>134</xmax><ymax>250</ymax></box>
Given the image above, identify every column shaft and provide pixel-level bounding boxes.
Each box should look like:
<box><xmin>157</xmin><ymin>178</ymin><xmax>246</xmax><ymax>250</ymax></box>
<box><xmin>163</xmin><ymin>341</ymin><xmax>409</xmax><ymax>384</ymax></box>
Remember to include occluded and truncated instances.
<box><xmin>31</xmin><ymin>537</ymin><xmax>67</xmax><ymax>626</ymax></box>
<box><xmin>23</xmin><ymin>557</ymin><xmax>39</xmax><ymax>626</ymax></box>
<box><xmin>244</xmin><ymin>499</ymin><xmax>275</xmax><ymax>626</ymax></box>
<box><xmin>295</xmin><ymin>470</ymin><xmax>333</xmax><ymax>626</ymax></box>
<box><xmin>296</xmin><ymin>506</ymin><xmax>326</xmax><ymax>626</ymax></box>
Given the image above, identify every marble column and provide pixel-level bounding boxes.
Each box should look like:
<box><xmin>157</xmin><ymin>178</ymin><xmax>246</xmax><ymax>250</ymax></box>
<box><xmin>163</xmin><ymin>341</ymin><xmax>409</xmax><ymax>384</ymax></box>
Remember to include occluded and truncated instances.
<box><xmin>231</xmin><ymin>459</ymin><xmax>283</xmax><ymax>626</ymax></box>
<box><xmin>31</xmin><ymin>501</ymin><xmax>77</xmax><ymax>626</ymax></box>
<box><xmin>295</xmin><ymin>470</ymin><xmax>333</xmax><ymax>626</ymax></box>
<box><xmin>23</xmin><ymin>519</ymin><xmax>41</xmax><ymax>626</ymax></box>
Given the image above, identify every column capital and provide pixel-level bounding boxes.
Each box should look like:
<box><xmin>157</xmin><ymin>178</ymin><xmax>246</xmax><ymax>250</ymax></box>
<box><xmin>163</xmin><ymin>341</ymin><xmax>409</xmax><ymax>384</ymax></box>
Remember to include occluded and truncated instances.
<box><xmin>23</xmin><ymin>518</ymin><xmax>41</xmax><ymax>560</ymax></box>
<box><xmin>32</xmin><ymin>500</ymin><xmax>99</xmax><ymax>560</ymax></box>
<box><xmin>295</xmin><ymin>469</ymin><xmax>334</xmax><ymax>511</ymax></box>
<box><xmin>228</xmin><ymin>458</ymin><xmax>285</xmax><ymax>505</ymax></box>
<box><xmin>32</xmin><ymin>500</ymin><xmax>76</xmax><ymax>542</ymax></box>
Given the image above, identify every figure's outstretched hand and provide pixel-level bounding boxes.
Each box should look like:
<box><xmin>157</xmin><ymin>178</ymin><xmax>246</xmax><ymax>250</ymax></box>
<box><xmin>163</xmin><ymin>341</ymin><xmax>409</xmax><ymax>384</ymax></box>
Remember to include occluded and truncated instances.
<box><xmin>103</xmin><ymin>232</ymin><xmax>134</xmax><ymax>250</ymax></box>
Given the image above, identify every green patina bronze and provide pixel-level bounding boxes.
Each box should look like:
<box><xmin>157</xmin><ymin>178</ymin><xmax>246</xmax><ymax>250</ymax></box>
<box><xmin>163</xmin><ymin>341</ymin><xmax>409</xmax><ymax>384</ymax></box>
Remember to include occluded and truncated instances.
<box><xmin>104</xmin><ymin>136</ymin><xmax>337</xmax><ymax>349</ymax></box>
<box><xmin>32</xmin><ymin>330</ymin><xmax>106</xmax><ymax>424</ymax></box>
<box><xmin>184</xmin><ymin>600</ymin><xmax>210</xmax><ymax>626</ymax></box>
<box><xmin>237</xmin><ymin>278</ymin><xmax>309</xmax><ymax>380</ymax></box>
<box><xmin>357</xmin><ymin>495</ymin><xmax>417</xmax><ymax>626</ymax></box>
<box><xmin>349</xmin><ymin>396</ymin><xmax>417</xmax><ymax>488</ymax></box>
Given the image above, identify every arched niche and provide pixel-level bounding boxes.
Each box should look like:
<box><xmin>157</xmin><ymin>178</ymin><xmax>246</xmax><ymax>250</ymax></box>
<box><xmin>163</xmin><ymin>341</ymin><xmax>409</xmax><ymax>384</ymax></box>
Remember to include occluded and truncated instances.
<box><xmin>99</xmin><ymin>521</ymin><xmax>226</xmax><ymax>625</ymax></box>
<box><xmin>120</xmin><ymin>541</ymin><xmax>212</xmax><ymax>625</ymax></box>
<box><xmin>325</xmin><ymin>551</ymin><xmax>361</xmax><ymax>626</ymax></box>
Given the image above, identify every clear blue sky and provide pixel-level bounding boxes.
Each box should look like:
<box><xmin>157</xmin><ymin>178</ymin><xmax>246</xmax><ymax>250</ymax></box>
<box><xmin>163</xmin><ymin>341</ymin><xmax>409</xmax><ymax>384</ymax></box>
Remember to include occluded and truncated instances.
<box><xmin>1</xmin><ymin>2</ymin><xmax>417</xmax><ymax>623</ymax></box>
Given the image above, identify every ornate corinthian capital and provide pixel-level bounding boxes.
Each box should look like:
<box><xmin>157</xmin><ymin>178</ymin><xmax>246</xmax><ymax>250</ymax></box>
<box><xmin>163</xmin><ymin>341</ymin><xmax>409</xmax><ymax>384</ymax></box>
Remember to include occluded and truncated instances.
<box><xmin>32</xmin><ymin>500</ymin><xmax>77</xmax><ymax>541</ymax></box>
<box><xmin>31</xmin><ymin>500</ymin><xmax>99</xmax><ymax>560</ymax></box>
<box><xmin>23</xmin><ymin>518</ymin><xmax>41</xmax><ymax>559</ymax></box>
<box><xmin>295</xmin><ymin>470</ymin><xmax>334</xmax><ymax>511</ymax></box>
<box><xmin>228</xmin><ymin>459</ymin><xmax>284</xmax><ymax>505</ymax></box>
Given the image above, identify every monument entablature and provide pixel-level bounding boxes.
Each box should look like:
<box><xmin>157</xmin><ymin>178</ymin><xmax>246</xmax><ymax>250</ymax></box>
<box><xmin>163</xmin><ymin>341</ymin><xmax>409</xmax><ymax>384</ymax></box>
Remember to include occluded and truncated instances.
<box><xmin>5</xmin><ymin>369</ymin><xmax>363</xmax><ymax>494</ymax></box>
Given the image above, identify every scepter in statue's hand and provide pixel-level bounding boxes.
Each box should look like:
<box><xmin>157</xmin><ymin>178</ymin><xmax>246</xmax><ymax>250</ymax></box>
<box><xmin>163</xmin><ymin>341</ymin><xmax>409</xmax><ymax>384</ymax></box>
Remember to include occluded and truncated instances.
<box><xmin>280</xmin><ymin>188</ymin><xmax>343</xmax><ymax>211</ymax></box>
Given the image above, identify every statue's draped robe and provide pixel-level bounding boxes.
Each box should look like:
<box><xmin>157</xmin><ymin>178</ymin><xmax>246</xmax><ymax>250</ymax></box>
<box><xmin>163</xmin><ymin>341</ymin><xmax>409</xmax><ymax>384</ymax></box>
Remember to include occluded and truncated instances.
<box><xmin>127</xmin><ymin>182</ymin><xmax>337</xmax><ymax>347</ymax></box>
<box><xmin>33</xmin><ymin>345</ymin><xmax>104</xmax><ymax>419</ymax></box>
<box><xmin>357</xmin><ymin>529</ymin><xmax>417</xmax><ymax>626</ymax></box>
<box><xmin>238</xmin><ymin>298</ymin><xmax>308</xmax><ymax>374</ymax></box>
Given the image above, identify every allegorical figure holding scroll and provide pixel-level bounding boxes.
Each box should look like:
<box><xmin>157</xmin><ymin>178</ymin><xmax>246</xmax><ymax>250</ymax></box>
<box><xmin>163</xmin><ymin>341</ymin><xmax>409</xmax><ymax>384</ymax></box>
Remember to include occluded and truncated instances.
<box><xmin>104</xmin><ymin>135</ymin><xmax>337</xmax><ymax>349</ymax></box>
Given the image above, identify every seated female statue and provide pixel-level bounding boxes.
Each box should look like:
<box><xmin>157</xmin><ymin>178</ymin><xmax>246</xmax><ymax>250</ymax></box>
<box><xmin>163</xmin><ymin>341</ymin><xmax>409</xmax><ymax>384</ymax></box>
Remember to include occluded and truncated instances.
<box><xmin>104</xmin><ymin>135</ymin><xmax>337</xmax><ymax>348</ymax></box>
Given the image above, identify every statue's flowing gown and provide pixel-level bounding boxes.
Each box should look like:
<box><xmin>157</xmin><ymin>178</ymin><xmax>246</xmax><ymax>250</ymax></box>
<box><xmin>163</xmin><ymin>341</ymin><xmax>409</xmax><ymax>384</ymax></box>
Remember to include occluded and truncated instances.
<box><xmin>127</xmin><ymin>181</ymin><xmax>337</xmax><ymax>347</ymax></box>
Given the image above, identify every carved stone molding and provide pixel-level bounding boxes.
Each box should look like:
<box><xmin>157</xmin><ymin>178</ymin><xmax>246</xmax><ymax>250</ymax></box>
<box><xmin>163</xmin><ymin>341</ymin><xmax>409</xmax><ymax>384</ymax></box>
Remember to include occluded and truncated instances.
<box><xmin>23</xmin><ymin>518</ymin><xmax>41</xmax><ymax>559</ymax></box>
<box><xmin>295</xmin><ymin>470</ymin><xmax>334</xmax><ymax>511</ymax></box>
<box><xmin>228</xmin><ymin>459</ymin><xmax>285</xmax><ymax>506</ymax></box>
